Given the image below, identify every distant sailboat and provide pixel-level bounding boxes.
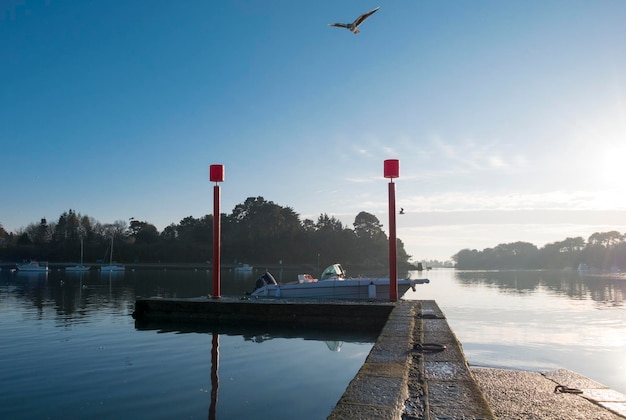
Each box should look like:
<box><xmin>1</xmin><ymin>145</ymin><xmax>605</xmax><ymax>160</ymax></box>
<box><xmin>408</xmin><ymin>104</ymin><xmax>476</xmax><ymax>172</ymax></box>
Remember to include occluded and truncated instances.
<box><xmin>100</xmin><ymin>236</ymin><xmax>125</xmax><ymax>272</ymax></box>
<box><xmin>66</xmin><ymin>238</ymin><xmax>91</xmax><ymax>272</ymax></box>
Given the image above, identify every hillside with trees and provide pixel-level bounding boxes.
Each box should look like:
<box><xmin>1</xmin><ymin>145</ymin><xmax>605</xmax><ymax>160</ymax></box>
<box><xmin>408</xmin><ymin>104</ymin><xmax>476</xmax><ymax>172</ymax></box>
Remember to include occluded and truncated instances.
<box><xmin>4</xmin><ymin>199</ymin><xmax>623</xmax><ymax>271</ymax></box>
<box><xmin>0</xmin><ymin>197</ymin><xmax>412</xmax><ymax>268</ymax></box>
<box><xmin>453</xmin><ymin>231</ymin><xmax>626</xmax><ymax>270</ymax></box>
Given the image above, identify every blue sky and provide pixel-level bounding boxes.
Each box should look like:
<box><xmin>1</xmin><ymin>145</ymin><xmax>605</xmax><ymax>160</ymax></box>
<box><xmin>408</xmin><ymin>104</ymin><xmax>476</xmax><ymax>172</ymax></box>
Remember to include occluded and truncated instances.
<box><xmin>2</xmin><ymin>0</ymin><xmax>626</xmax><ymax>261</ymax></box>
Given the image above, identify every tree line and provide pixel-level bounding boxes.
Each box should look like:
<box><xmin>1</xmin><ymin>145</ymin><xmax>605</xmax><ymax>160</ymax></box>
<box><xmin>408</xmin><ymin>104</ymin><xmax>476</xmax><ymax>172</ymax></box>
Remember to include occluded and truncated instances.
<box><xmin>0</xmin><ymin>197</ymin><xmax>412</xmax><ymax>269</ymax></box>
<box><xmin>452</xmin><ymin>231</ymin><xmax>626</xmax><ymax>270</ymax></box>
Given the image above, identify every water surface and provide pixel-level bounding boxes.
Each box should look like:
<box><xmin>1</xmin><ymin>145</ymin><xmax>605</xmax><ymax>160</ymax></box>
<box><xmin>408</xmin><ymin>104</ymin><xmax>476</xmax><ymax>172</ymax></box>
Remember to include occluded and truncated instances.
<box><xmin>0</xmin><ymin>268</ymin><xmax>375</xmax><ymax>419</ymax></box>
<box><xmin>1</xmin><ymin>266</ymin><xmax>625</xmax><ymax>419</ymax></box>
<box><xmin>405</xmin><ymin>268</ymin><xmax>626</xmax><ymax>394</ymax></box>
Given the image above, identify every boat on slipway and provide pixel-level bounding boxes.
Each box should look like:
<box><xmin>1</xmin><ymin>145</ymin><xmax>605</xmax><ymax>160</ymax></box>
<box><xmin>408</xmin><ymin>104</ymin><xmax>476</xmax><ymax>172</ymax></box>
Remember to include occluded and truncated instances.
<box><xmin>249</xmin><ymin>263</ymin><xmax>429</xmax><ymax>300</ymax></box>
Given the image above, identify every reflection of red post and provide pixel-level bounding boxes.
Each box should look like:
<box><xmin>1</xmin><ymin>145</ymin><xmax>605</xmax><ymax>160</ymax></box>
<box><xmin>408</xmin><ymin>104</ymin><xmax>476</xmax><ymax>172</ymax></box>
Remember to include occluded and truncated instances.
<box><xmin>384</xmin><ymin>160</ymin><xmax>399</xmax><ymax>302</ymax></box>
<box><xmin>210</xmin><ymin>164</ymin><xmax>224</xmax><ymax>298</ymax></box>
<box><xmin>209</xmin><ymin>332</ymin><xmax>219</xmax><ymax>420</ymax></box>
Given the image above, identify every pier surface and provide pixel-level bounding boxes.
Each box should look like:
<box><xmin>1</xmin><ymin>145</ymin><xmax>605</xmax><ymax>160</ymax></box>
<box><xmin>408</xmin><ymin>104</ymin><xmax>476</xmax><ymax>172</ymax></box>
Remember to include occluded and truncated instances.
<box><xmin>474</xmin><ymin>368</ymin><xmax>626</xmax><ymax>419</ymax></box>
<box><xmin>133</xmin><ymin>297</ymin><xmax>626</xmax><ymax>419</ymax></box>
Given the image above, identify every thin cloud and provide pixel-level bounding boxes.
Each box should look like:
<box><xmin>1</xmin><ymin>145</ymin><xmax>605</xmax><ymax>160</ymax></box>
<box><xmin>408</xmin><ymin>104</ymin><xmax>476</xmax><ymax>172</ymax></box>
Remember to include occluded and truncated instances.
<box><xmin>369</xmin><ymin>189</ymin><xmax>626</xmax><ymax>214</ymax></box>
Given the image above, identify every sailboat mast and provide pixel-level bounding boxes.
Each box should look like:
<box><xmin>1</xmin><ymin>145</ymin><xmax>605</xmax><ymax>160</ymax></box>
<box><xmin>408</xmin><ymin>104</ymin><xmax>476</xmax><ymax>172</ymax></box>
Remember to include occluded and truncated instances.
<box><xmin>110</xmin><ymin>236</ymin><xmax>114</xmax><ymax>265</ymax></box>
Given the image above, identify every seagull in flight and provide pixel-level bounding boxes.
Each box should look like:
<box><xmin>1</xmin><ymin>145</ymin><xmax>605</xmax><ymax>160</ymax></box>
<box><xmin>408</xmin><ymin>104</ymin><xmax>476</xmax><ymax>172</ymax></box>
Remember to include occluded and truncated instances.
<box><xmin>328</xmin><ymin>6</ymin><xmax>380</xmax><ymax>34</ymax></box>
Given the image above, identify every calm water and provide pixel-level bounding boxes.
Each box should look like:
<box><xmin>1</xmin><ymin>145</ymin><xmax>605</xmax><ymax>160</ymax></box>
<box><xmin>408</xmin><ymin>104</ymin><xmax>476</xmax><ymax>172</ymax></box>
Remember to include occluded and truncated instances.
<box><xmin>1</xmin><ymin>267</ymin><xmax>625</xmax><ymax>419</ymax></box>
<box><xmin>404</xmin><ymin>268</ymin><xmax>626</xmax><ymax>395</ymax></box>
<box><xmin>0</xmin><ymin>268</ymin><xmax>376</xmax><ymax>420</ymax></box>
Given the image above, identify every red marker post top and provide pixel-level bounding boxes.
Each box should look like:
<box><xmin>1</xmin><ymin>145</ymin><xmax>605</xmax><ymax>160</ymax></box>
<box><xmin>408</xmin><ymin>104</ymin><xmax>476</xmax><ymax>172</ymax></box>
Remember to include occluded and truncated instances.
<box><xmin>210</xmin><ymin>164</ymin><xmax>225</xmax><ymax>183</ymax></box>
<box><xmin>384</xmin><ymin>159</ymin><xmax>399</xmax><ymax>179</ymax></box>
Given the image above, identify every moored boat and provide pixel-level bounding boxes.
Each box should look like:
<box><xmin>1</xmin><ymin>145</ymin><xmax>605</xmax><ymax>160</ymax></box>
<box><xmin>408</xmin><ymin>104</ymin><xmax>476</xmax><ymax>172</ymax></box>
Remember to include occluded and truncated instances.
<box><xmin>249</xmin><ymin>263</ymin><xmax>429</xmax><ymax>300</ymax></box>
<box><xmin>234</xmin><ymin>263</ymin><xmax>253</xmax><ymax>272</ymax></box>
<box><xmin>100</xmin><ymin>236</ymin><xmax>125</xmax><ymax>272</ymax></box>
<box><xmin>100</xmin><ymin>264</ymin><xmax>125</xmax><ymax>272</ymax></box>
<box><xmin>66</xmin><ymin>238</ymin><xmax>91</xmax><ymax>272</ymax></box>
<box><xmin>17</xmin><ymin>261</ymin><xmax>49</xmax><ymax>272</ymax></box>
<box><xmin>66</xmin><ymin>265</ymin><xmax>91</xmax><ymax>272</ymax></box>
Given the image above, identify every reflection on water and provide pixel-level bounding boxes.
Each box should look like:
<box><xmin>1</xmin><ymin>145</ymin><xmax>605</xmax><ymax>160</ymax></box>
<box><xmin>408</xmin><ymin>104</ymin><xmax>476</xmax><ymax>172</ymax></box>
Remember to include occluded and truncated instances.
<box><xmin>135</xmin><ymin>319</ymin><xmax>378</xmax><ymax>345</ymax></box>
<box><xmin>407</xmin><ymin>268</ymin><xmax>626</xmax><ymax>395</ymax></box>
<box><xmin>455</xmin><ymin>269</ymin><xmax>626</xmax><ymax>306</ymax></box>
<box><xmin>2</xmin><ymin>266</ymin><xmax>626</xmax><ymax>417</ymax></box>
<box><xmin>0</xmin><ymin>268</ymin><xmax>375</xmax><ymax>419</ymax></box>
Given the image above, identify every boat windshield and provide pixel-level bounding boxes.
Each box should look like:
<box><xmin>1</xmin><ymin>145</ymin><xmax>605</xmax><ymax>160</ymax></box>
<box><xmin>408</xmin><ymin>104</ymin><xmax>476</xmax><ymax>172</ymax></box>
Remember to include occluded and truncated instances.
<box><xmin>320</xmin><ymin>264</ymin><xmax>345</xmax><ymax>280</ymax></box>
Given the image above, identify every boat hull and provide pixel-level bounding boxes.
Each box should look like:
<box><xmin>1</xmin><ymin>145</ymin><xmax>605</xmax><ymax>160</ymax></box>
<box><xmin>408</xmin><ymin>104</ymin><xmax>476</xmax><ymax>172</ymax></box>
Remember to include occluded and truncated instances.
<box><xmin>66</xmin><ymin>265</ymin><xmax>91</xmax><ymax>272</ymax></box>
<box><xmin>250</xmin><ymin>278</ymin><xmax>428</xmax><ymax>300</ymax></box>
<box><xmin>100</xmin><ymin>265</ymin><xmax>125</xmax><ymax>272</ymax></box>
<box><xmin>17</xmin><ymin>262</ymin><xmax>49</xmax><ymax>272</ymax></box>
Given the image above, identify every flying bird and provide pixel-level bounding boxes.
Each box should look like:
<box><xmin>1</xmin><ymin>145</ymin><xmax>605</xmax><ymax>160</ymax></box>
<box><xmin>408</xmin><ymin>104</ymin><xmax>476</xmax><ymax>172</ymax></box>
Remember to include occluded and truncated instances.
<box><xmin>328</xmin><ymin>6</ymin><xmax>380</xmax><ymax>34</ymax></box>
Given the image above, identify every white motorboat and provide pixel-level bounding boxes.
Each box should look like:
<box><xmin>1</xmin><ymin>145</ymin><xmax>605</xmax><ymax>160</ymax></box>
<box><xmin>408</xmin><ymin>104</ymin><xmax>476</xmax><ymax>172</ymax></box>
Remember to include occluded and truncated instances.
<box><xmin>66</xmin><ymin>238</ymin><xmax>91</xmax><ymax>272</ymax></box>
<box><xmin>234</xmin><ymin>263</ymin><xmax>253</xmax><ymax>272</ymax></box>
<box><xmin>100</xmin><ymin>236</ymin><xmax>125</xmax><ymax>272</ymax></box>
<box><xmin>17</xmin><ymin>261</ymin><xmax>49</xmax><ymax>272</ymax></box>
<box><xmin>249</xmin><ymin>264</ymin><xmax>429</xmax><ymax>300</ymax></box>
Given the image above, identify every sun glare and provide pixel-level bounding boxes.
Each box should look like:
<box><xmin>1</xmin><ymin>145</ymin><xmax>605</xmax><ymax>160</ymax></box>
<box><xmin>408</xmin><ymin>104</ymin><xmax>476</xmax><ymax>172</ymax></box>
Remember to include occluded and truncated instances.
<box><xmin>599</xmin><ymin>146</ymin><xmax>626</xmax><ymax>186</ymax></box>
<box><xmin>588</xmin><ymin>142</ymin><xmax>626</xmax><ymax>209</ymax></box>
<box><xmin>580</xmin><ymin>109</ymin><xmax>626</xmax><ymax>205</ymax></box>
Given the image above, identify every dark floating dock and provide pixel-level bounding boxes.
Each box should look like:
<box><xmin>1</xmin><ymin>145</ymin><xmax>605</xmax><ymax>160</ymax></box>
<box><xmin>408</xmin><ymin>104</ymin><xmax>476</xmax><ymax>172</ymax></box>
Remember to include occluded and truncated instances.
<box><xmin>133</xmin><ymin>296</ymin><xmax>394</xmax><ymax>331</ymax></box>
<box><xmin>133</xmin><ymin>297</ymin><xmax>626</xmax><ymax>419</ymax></box>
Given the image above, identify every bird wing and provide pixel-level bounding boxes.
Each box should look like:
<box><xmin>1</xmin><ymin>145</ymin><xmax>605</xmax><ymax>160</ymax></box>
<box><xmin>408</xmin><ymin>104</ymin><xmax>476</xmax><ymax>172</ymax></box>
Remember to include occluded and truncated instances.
<box><xmin>352</xmin><ymin>6</ymin><xmax>380</xmax><ymax>27</ymax></box>
<box><xmin>328</xmin><ymin>23</ymin><xmax>348</xmax><ymax>28</ymax></box>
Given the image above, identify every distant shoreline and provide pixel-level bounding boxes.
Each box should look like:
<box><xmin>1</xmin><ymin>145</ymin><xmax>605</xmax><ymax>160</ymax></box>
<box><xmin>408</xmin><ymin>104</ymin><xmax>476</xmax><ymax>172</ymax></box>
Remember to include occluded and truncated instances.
<box><xmin>0</xmin><ymin>261</ymin><xmax>418</xmax><ymax>272</ymax></box>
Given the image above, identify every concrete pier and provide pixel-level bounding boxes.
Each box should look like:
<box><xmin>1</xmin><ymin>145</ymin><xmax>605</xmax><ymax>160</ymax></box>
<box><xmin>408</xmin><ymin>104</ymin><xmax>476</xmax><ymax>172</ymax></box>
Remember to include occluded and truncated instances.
<box><xmin>474</xmin><ymin>368</ymin><xmax>626</xmax><ymax>419</ymax></box>
<box><xmin>328</xmin><ymin>300</ymin><xmax>494</xmax><ymax>419</ymax></box>
<box><xmin>133</xmin><ymin>297</ymin><xmax>626</xmax><ymax>419</ymax></box>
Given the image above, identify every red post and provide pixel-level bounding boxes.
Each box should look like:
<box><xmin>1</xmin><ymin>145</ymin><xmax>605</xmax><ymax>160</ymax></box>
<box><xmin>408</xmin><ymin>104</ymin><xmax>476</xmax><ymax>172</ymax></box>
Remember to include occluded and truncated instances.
<box><xmin>212</xmin><ymin>185</ymin><xmax>221</xmax><ymax>298</ymax></box>
<box><xmin>210</xmin><ymin>164</ymin><xmax>224</xmax><ymax>298</ymax></box>
<box><xmin>384</xmin><ymin>160</ymin><xmax>399</xmax><ymax>302</ymax></box>
<box><xmin>388</xmin><ymin>181</ymin><xmax>398</xmax><ymax>301</ymax></box>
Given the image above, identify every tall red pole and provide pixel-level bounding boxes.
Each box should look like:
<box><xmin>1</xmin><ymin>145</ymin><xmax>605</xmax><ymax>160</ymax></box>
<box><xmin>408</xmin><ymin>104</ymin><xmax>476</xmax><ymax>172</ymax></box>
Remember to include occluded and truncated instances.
<box><xmin>210</xmin><ymin>164</ymin><xmax>224</xmax><ymax>299</ymax></box>
<box><xmin>212</xmin><ymin>184</ymin><xmax>221</xmax><ymax>298</ymax></box>
<box><xmin>384</xmin><ymin>159</ymin><xmax>400</xmax><ymax>302</ymax></box>
<box><xmin>388</xmin><ymin>180</ymin><xmax>398</xmax><ymax>301</ymax></box>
